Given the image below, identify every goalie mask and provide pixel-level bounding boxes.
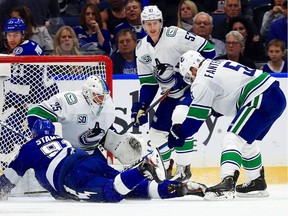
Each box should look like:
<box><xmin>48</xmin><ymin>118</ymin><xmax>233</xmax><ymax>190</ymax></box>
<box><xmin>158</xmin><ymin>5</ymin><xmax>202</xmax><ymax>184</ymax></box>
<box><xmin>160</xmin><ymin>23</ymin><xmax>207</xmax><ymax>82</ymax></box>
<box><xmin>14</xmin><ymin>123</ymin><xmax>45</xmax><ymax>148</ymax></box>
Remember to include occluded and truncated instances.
<box><xmin>179</xmin><ymin>50</ymin><xmax>205</xmax><ymax>84</ymax></box>
<box><xmin>32</xmin><ymin>119</ymin><xmax>55</xmax><ymax>138</ymax></box>
<box><xmin>82</xmin><ymin>75</ymin><xmax>109</xmax><ymax>115</ymax></box>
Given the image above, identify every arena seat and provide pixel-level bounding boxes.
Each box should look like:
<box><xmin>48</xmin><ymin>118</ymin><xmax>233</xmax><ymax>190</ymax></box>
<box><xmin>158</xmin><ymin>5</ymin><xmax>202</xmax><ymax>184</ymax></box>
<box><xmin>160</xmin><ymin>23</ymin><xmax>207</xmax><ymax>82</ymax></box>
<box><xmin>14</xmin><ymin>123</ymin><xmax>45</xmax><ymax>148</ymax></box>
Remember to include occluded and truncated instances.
<box><xmin>210</xmin><ymin>14</ymin><xmax>226</xmax><ymax>27</ymax></box>
<box><xmin>61</xmin><ymin>16</ymin><xmax>80</xmax><ymax>28</ymax></box>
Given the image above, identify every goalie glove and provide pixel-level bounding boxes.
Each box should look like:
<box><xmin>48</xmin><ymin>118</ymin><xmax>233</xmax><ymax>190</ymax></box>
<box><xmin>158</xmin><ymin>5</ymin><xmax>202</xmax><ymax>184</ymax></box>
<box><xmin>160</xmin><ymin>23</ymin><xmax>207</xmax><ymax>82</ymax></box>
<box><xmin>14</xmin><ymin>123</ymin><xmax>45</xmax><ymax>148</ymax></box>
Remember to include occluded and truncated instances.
<box><xmin>131</xmin><ymin>102</ymin><xmax>148</xmax><ymax>127</ymax></box>
<box><xmin>168</xmin><ymin>124</ymin><xmax>186</xmax><ymax>148</ymax></box>
<box><xmin>103</xmin><ymin>129</ymin><xmax>143</xmax><ymax>165</ymax></box>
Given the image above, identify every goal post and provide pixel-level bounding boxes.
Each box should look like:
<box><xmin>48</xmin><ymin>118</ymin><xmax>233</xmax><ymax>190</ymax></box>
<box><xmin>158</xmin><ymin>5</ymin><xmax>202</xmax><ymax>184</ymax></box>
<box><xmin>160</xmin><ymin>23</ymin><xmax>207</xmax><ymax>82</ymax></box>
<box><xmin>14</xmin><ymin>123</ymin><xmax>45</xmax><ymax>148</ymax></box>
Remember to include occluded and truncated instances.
<box><xmin>0</xmin><ymin>55</ymin><xmax>114</xmax><ymax>173</ymax></box>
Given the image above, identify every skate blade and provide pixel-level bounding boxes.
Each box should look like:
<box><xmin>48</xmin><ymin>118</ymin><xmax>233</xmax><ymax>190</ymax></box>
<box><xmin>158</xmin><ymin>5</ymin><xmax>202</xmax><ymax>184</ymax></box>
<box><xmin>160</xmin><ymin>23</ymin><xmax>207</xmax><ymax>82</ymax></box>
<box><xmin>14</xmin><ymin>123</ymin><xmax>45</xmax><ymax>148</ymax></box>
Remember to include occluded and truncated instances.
<box><xmin>236</xmin><ymin>190</ymin><xmax>269</xmax><ymax>198</ymax></box>
<box><xmin>204</xmin><ymin>191</ymin><xmax>235</xmax><ymax>201</ymax></box>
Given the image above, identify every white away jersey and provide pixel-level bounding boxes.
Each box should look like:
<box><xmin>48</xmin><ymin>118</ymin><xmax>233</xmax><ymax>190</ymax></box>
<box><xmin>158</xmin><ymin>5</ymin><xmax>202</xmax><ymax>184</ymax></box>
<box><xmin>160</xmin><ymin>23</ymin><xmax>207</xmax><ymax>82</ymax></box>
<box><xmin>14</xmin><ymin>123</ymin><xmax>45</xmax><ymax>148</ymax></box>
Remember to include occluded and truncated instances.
<box><xmin>190</xmin><ymin>59</ymin><xmax>276</xmax><ymax>117</ymax></box>
<box><xmin>136</xmin><ymin>26</ymin><xmax>212</xmax><ymax>97</ymax></box>
<box><xmin>30</xmin><ymin>91</ymin><xmax>115</xmax><ymax>150</ymax></box>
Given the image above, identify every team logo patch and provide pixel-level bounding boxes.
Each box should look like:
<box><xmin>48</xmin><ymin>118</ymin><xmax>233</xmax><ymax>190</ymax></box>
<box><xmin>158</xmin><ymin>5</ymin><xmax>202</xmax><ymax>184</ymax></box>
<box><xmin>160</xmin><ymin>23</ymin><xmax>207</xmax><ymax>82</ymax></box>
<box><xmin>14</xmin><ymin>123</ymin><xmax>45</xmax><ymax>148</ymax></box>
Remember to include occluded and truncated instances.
<box><xmin>140</xmin><ymin>54</ymin><xmax>152</xmax><ymax>64</ymax></box>
<box><xmin>152</xmin><ymin>58</ymin><xmax>174</xmax><ymax>83</ymax></box>
<box><xmin>64</xmin><ymin>93</ymin><xmax>78</xmax><ymax>105</ymax></box>
<box><xmin>77</xmin><ymin>115</ymin><xmax>87</xmax><ymax>125</ymax></box>
<box><xmin>13</xmin><ymin>47</ymin><xmax>23</xmax><ymax>55</ymax></box>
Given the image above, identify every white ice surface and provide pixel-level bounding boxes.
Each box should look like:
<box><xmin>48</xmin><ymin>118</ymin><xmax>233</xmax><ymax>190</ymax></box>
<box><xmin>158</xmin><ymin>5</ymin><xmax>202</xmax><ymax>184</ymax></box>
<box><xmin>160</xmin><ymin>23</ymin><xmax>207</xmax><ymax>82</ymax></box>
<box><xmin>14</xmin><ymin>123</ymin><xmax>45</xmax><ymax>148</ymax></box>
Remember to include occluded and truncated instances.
<box><xmin>0</xmin><ymin>184</ymin><xmax>287</xmax><ymax>216</ymax></box>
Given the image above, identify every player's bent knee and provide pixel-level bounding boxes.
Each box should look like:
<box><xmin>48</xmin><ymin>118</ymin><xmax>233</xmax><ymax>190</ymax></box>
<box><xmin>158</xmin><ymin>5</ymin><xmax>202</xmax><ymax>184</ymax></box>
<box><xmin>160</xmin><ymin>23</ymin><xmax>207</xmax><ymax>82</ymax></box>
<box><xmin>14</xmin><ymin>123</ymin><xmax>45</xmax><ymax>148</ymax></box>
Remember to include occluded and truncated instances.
<box><xmin>222</xmin><ymin>132</ymin><xmax>246</xmax><ymax>151</ymax></box>
<box><xmin>172</xmin><ymin>105</ymin><xmax>189</xmax><ymax>124</ymax></box>
<box><xmin>149</xmin><ymin>128</ymin><xmax>169</xmax><ymax>149</ymax></box>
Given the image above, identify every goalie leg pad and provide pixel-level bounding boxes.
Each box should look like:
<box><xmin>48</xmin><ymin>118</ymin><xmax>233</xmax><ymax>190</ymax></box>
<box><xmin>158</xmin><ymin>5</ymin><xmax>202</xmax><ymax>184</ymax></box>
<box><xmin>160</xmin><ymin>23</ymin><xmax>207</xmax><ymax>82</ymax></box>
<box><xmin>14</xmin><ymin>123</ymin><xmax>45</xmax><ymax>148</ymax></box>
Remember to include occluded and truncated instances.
<box><xmin>103</xmin><ymin>129</ymin><xmax>143</xmax><ymax>165</ymax></box>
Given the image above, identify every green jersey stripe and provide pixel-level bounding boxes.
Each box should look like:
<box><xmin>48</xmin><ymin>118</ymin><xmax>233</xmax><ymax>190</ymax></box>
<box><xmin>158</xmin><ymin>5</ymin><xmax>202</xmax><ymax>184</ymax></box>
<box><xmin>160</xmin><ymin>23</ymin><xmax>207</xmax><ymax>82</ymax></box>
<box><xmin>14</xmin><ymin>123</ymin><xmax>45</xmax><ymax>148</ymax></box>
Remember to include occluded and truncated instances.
<box><xmin>27</xmin><ymin>106</ymin><xmax>58</xmax><ymax>122</ymax></box>
<box><xmin>238</xmin><ymin>73</ymin><xmax>270</xmax><ymax>108</ymax></box>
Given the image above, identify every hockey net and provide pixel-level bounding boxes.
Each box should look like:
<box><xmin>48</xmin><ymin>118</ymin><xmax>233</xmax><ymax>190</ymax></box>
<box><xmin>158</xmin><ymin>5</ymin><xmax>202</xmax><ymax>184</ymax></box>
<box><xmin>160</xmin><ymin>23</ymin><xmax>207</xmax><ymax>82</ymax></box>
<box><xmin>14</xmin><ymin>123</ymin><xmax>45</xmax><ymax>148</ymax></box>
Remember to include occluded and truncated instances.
<box><xmin>0</xmin><ymin>55</ymin><xmax>113</xmax><ymax>175</ymax></box>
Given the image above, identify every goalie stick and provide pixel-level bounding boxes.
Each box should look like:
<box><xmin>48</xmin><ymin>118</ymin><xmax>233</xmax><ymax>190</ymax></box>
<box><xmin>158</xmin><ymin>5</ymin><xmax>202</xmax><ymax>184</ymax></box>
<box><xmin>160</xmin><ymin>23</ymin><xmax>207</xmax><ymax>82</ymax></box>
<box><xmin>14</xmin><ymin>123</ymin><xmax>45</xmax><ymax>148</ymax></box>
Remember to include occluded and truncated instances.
<box><xmin>119</xmin><ymin>88</ymin><xmax>171</xmax><ymax>135</ymax></box>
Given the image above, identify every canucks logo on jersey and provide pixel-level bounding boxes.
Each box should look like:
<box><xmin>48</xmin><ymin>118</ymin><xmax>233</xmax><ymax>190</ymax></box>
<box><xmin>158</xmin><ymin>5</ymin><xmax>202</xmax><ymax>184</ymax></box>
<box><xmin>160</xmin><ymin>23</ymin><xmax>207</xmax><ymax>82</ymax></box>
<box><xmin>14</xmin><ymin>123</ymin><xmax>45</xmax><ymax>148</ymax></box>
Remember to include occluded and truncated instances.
<box><xmin>78</xmin><ymin>122</ymin><xmax>105</xmax><ymax>148</ymax></box>
<box><xmin>153</xmin><ymin>58</ymin><xmax>174</xmax><ymax>84</ymax></box>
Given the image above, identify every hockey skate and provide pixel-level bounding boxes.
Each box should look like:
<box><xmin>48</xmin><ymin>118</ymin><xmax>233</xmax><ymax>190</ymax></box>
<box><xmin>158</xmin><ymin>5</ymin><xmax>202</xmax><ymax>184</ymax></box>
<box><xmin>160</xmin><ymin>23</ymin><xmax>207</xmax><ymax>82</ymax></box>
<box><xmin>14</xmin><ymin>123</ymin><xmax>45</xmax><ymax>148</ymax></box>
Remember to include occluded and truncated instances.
<box><xmin>167</xmin><ymin>181</ymin><xmax>207</xmax><ymax>197</ymax></box>
<box><xmin>236</xmin><ymin>167</ymin><xmax>269</xmax><ymax>198</ymax></box>
<box><xmin>204</xmin><ymin>170</ymin><xmax>239</xmax><ymax>200</ymax></box>
<box><xmin>138</xmin><ymin>148</ymin><xmax>166</xmax><ymax>183</ymax></box>
<box><xmin>170</xmin><ymin>164</ymin><xmax>192</xmax><ymax>182</ymax></box>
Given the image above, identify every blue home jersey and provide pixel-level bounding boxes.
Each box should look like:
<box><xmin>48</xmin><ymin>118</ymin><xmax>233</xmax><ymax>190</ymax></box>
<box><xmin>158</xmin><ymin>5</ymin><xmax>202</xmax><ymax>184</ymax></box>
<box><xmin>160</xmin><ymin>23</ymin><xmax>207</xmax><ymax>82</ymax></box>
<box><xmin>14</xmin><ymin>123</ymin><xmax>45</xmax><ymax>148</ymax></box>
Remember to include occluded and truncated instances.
<box><xmin>6</xmin><ymin>136</ymin><xmax>77</xmax><ymax>195</ymax></box>
<box><xmin>12</xmin><ymin>40</ymin><xmax>44</xmax><ymax>56</ymax></box>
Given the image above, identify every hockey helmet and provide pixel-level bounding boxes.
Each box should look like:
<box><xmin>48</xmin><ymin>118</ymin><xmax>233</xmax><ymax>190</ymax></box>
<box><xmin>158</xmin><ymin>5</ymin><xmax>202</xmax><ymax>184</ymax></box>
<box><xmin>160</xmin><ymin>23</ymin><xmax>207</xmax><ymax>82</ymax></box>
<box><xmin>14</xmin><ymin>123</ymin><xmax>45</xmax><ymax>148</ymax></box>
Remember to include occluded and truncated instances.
<box><xmin>32</xmin><ymin>119</ymin><xmax>55</xmax><ymax>137</ymax></box>
<box><xmin>82</xmin><ymin>75</ymin><xmax>109</xmax><ymax>113</ymax></box>
<box><xmin>4</xmin><ymin>18</ymin><xmax>26</xmax><ymax>33</ymax></box>
<box><xmin>179</xmin><ymin>50</ymin><xmax>205</xmax><ymax>84</ymax></box>
<box><xmin>141</xmin><ymin>5</ymin><xmax>163</xmax><ymax>25</ymax></box>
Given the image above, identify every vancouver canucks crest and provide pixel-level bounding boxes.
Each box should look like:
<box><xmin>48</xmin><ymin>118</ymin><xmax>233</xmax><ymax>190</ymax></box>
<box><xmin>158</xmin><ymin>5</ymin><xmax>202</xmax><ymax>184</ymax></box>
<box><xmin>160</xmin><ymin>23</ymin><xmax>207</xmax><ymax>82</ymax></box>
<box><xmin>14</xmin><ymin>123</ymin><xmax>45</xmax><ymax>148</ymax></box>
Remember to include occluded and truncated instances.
<box><xmin>79</xmin><ymin>122</ymin><xmax>105</xmax><ymax>148</ymax></box>
<box><xmin>153</xmin><ymin>58</ymin><xmax>175</xmax><ymax>84</ymax></box>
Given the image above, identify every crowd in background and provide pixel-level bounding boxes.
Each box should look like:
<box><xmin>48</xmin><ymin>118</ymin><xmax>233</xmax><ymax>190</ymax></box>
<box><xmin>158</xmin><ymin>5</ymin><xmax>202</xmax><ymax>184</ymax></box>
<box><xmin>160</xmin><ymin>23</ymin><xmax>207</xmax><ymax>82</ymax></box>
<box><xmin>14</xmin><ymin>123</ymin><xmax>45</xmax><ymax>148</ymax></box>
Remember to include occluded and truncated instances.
<box><xmin>0</xmin><ymin>0</ymin><xmax>287</xmax><ymax>73</ymax></box>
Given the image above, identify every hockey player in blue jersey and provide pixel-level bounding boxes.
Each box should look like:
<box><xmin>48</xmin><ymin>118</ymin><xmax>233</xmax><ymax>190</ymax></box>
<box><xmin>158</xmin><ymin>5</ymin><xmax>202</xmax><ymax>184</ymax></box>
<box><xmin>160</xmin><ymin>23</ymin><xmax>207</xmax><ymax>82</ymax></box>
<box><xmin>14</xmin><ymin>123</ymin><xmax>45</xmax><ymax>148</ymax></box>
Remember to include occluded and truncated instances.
<box><xmin>131</xmin><ymin>5</ymin><xmax>216</xmax><ymax>181</ymax></box>
<box><xmin>4</xmin><ymin>18</ymin><xmax>44</xmax><ymax>56</ymax></box>
<box><xmin>0</xmin><ymin>119</ymin><xmax>207</xmax><ymax>202</ymax></box>
<box><xmin>168</xmin><ymin>50</ymin><xmax>286</xmax><ymax>200</ymax></box>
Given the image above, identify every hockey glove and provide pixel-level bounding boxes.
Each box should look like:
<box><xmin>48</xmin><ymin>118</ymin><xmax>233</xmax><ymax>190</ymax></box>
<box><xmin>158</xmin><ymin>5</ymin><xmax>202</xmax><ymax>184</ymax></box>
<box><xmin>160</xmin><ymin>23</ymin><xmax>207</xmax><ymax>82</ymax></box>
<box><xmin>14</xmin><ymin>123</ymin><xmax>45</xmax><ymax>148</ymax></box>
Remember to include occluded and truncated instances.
<box><xmin>131</xmin><ymin>102</ymin><xmax>148</xmax><ymax>127</ymax></box>
<box><xmin>168</xmin><ymin>124</ymin><xmax>186</xmax><ymax>148</ymax></box>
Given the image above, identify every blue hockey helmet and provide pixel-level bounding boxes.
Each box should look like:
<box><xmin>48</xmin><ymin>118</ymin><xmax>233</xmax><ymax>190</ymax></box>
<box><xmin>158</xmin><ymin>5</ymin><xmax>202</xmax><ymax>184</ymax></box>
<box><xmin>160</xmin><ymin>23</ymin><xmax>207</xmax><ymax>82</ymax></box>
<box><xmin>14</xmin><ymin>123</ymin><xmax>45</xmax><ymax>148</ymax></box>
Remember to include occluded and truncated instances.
<box><xmin>32</xmin><ymin>119</ymin><xmax>55</xmax><ymax>137</ymax></box>
<box><xmin>4</xmin><ymin>18</ymin><xmax>26</xmax><ymax>33</ymax></box>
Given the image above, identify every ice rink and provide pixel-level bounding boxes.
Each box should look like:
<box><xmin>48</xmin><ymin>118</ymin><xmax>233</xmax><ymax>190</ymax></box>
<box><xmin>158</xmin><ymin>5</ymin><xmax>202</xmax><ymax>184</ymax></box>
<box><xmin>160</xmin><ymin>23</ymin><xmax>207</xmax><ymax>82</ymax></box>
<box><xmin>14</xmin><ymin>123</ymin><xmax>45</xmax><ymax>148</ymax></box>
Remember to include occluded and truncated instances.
<box><xmin>0</xmin><ymin>184</ymin><xmax>287</xmax><ymax>216</ymax></box>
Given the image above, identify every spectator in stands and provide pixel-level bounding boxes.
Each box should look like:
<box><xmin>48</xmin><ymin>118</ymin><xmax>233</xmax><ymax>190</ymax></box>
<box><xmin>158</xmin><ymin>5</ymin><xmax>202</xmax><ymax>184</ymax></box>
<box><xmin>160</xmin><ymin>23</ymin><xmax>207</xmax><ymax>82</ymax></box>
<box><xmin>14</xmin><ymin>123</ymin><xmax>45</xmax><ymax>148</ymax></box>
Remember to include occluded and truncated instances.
<box><xmin>261</xmin><ymin>0</ymin><xmax>286</xmax><ymax>41</ymax></box>
<box><xmin>9</xmin><ymin>5</ymin><xmax>54</xmax><ymax>53</ymax></box>
<box><xmin>215</xmin><ymin>30</ymin><xmax>256</xmax><ymax>68</ymax></box>
<box><xmin>205</xmin><ymin>0</ymin><xmax>253</xmax><ymax>21</ymax></box>
<box><xmin>211</xmin><ymin>0</ymin><xmax>257</xmax><ymax>42</ymax></box>
<box><xmin>101</xmin><ymin>0</ymin><xmax>126</xmax><ymax>40</ymax></box>
<box><xmin>4</xmin><ymin>18</ymin><xmax>44</xmax><ymax>56</ymax></box>
<box><xmin>192</xmin><ymin>12</ymin><xmax>226</xmax><ymax>57</ymax></box>
<box><xmin>73</xmin><ymin>3</ymin><xmax>112</xmax><ymax>55</ymax></box>
<box><xmin>177</xmin><ymin>0</ymin><xmax>199</xmax><ymax>32</ymax></box>
<box><xmin>51</xmin><ymin>25</ymin><xmax>81</xmax><ymax>55</ymax></box>
<box><xmin>261</xmin><ymin>38</ymin><xmax>287</xmax><ymax>73</ymax></box>
<box><xmin>229</xmin><ymin>16</ymin><xmax>265</xmax><ymax>61</ymax></box>
<box><xmin>114</xmin><ymin>0</ymin><xmax>146</xmax><ymax>43</ymax></box>
<box><xmin>266</xmin><ymin>0</ymin><xmax>287</xmax><ymax>49</ymax></box>
<box><xmin>212</xmin><ymin>0</ymin><xmax>242</xmax><ymax>41</ymax></box>
<box><xmin>111</xmin><ymin>28</ymin><xmax>137</xmax><ymax>74</ymax></box>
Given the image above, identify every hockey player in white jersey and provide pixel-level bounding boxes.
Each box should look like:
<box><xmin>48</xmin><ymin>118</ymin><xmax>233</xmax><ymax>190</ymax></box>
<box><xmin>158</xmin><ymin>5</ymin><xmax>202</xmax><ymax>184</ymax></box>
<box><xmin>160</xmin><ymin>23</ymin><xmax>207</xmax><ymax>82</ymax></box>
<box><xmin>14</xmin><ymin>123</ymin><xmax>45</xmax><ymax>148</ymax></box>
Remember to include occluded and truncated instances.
<box><xmin>168</xmin><ymin>50</ymin><xmax>286</xmax><ymax>200</ymax></box>
<box><xmin>27</xmin><ymin>75</ymin><xmax>143</xmax><ymax>165</ymax></box>
<box><xmin>131</xmin><ymin>5</ymin><xmax>216</xmax><ymax>181</ymax></box>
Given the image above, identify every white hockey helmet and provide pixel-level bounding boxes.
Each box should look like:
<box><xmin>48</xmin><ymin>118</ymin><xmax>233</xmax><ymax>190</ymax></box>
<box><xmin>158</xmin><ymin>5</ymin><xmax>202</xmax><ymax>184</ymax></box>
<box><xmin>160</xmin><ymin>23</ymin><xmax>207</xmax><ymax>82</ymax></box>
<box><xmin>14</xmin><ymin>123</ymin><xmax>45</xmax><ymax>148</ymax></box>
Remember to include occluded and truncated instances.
<box><xmin>141</xmin><ymin>5</ymin><xmax>163</xmax><ymax>25</ymax></box>
<box><xmin>179</xmin><ymin>50</ymin><xmax>205</xmax><ymax>84</ymax></box>
<box><xmin>82</xmin><ymin>75</ymin><xmax>109</xmax><ymax>113</ymax></box>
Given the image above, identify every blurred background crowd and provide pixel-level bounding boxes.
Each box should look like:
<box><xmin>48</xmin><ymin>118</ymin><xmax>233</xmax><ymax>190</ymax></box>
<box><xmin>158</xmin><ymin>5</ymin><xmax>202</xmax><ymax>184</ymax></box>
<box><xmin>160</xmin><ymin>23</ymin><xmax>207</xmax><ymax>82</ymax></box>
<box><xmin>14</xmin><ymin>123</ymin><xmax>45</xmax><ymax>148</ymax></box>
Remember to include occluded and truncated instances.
<box><xmin>0</xmin><ymin>0</ymin><xmax>287</xmax><ymax>73</ymax></box>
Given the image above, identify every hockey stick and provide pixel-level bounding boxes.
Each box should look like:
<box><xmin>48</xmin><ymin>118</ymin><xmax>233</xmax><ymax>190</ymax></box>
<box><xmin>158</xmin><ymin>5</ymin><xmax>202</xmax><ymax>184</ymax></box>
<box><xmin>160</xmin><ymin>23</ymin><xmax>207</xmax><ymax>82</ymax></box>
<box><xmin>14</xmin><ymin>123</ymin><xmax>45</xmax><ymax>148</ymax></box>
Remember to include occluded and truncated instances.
<box><xmin>119</xmin><ymin>88</ymin><xmax>171</xmax><ymax>135</ymax></box>
<box><xmin>0</xmin><ymin>120</ymin><xmax>30</xmax><ymax>141</ymax></box>
<box><xmin>122</xmin><ymin>142</ymin><xmax>168</xmax><ymax>171</ymax></box>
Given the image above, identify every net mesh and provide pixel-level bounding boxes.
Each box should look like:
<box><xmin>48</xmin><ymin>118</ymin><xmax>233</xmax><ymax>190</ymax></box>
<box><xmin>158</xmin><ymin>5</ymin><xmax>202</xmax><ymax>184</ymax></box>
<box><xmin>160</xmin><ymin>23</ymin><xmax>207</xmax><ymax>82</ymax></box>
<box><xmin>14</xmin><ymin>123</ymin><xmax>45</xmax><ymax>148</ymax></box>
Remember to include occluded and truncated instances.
<box><xmin>0</xmin><ymin>56</ymin><xmax>113</xmax><ymax>172</ymax></box>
